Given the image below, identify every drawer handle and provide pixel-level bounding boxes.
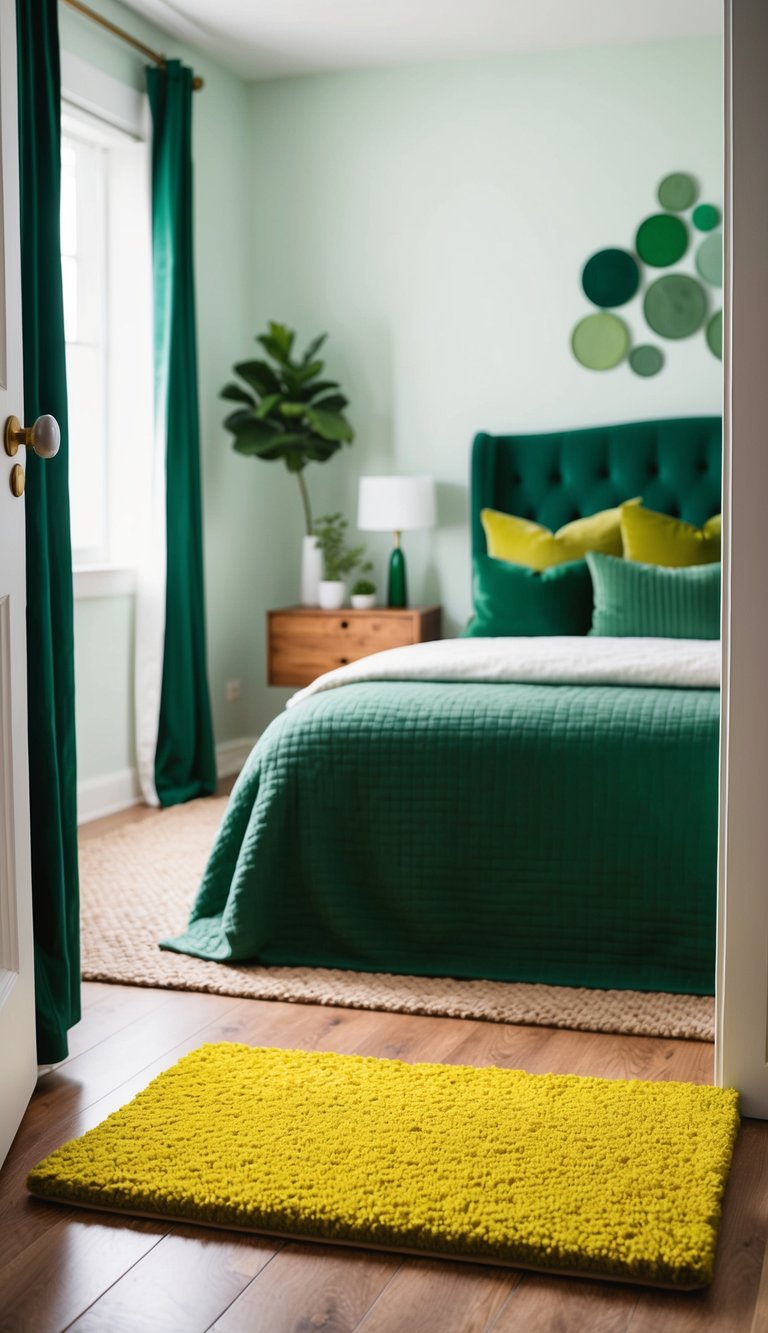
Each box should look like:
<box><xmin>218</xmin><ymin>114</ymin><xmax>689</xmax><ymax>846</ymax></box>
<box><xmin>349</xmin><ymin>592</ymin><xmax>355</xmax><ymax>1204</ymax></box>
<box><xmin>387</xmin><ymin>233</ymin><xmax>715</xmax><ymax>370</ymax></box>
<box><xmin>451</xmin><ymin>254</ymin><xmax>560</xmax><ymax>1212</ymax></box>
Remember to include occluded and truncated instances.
<box><xmin>340</xmin><ymin>620</ymin><xmax>349</xmax><ymax>629</ymax></box>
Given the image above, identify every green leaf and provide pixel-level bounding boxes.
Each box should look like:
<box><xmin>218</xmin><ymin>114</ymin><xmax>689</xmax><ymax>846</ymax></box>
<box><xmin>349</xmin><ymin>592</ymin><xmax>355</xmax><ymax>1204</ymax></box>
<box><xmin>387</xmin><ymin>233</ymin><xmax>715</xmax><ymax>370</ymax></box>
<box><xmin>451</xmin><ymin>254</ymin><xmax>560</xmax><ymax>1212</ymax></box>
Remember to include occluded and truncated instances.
<box><xmin>310</xmin><ymin>393</ymin><xmax>347</xmax><ymax>413</ymax></box>
<box><xmin>234</xmin><ymin>360</ymin><xmax>281</xmax><ymax>396</ymax></box>
<box><xmin>257</xmin><ymin>326</ymin><xmax>296</xmax><ymax>367</ymax></box>
<box><xmin>255</xmin><ymin>394</ymin><xmax>283</xmax><ymax>420</ymax></box>
<box><xmin>295</xmin><ymin>359</ymin><xmax>325</xmax><ymax>384</ymax></box>
<box><xmin>268</xmin><ymin>322</ymin><xmax>295</xmax><ymax>358</ymax></box>
<box><xmin>220</xmin><ymin>383</ymin><xmax>255</xmax><ymax>406</ymax></box>
<box><xmin>301</xmin><ymin>332</ymin><xmax>327</xmax><ymax>364</ymax></box>
<box><xmin>279</xmin><ymin>402</ymin><xmax>307</xmax><ymax>418</ymax></box>
<box><xmin>305</xmin><ymin>380</ymin><xmax>339</xmax><ymax>398</ymax></box>
<box><xmin>223</xmin><ymin>408</ymin><xmax>255</xmax><ymax>433</ymax></box>
<box><xmin>304</xmin><ymin>408</ymin><xmax>355</xmax><ymax>443</ymax></box>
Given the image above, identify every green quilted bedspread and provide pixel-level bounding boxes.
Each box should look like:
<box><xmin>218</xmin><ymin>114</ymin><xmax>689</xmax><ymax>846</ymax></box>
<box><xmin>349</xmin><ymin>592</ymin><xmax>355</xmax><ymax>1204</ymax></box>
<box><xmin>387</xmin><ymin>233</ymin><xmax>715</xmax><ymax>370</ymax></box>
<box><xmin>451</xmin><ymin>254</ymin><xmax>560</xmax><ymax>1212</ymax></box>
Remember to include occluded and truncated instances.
<box><xmin>162</xmin><ymin>681</ymin><xmax>719</xmax><ymax>995</ymax></box>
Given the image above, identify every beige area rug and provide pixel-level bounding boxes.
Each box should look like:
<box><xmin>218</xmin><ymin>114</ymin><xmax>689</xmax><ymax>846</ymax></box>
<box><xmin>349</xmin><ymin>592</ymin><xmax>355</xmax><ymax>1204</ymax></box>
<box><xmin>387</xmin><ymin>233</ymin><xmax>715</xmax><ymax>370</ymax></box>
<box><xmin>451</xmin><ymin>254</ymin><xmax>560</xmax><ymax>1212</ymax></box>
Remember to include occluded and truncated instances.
<box><xmin>79</xmin><ymin>796</ymin><xmax>715</xmax><ymax>1042</ymax></box>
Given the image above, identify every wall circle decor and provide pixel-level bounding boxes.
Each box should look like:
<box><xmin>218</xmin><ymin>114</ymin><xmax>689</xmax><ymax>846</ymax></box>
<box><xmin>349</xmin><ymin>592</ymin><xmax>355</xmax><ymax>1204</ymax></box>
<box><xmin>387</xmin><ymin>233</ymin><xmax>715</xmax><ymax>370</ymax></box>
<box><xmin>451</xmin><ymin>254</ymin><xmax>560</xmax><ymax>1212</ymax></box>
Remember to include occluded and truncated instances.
<box><xmin>581</xmin><ymin>248</ymin><xmax>640</xmax><ymax>308</ymax></box>
<box><xmin>657</xmin><ymin>172</ymin><xmax>698</xmax><ymax>212</ymax></box>
<box><xmin>635</xmin><ymin>214</ymin><xmax>688</xmax><ymax>267</ymax></box>
<box><xmin>643</xmin><ymin>275</ymin><xmax>707</xmax><ymax>339</ymax></box>
<box><xmin>571</xmin><ymin>313</ymin><xmax>629</xmax><ymax>370</ymax></box>
<box><xmin>629</xmin><ymin>345</ymin><xmax>664</xmax><ymax>377</ymax></box>
<box><xmin>706</xmin><ymin>310</ymin><xmax>723</xmax><ymax>360</ymax></box>
<box><xmin>692</xmin><ymin>203</ymin><xmax>720</xmax><ymax>232</ymax></box>
<box><xmin>696</xmin><ymin>232</ymin><xmax>722</xmax><ymax>288</ymax></box>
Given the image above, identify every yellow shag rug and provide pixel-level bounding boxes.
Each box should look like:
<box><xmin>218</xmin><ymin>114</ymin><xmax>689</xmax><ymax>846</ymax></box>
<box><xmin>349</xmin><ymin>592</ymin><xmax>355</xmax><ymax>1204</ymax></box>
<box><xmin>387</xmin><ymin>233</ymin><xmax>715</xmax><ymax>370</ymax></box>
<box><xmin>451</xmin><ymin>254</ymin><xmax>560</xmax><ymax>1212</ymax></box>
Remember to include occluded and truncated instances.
<box><xmin>27</xmin><ymin>1045</ymin><xmax>739</xmax><ymax>1289</ymax></box>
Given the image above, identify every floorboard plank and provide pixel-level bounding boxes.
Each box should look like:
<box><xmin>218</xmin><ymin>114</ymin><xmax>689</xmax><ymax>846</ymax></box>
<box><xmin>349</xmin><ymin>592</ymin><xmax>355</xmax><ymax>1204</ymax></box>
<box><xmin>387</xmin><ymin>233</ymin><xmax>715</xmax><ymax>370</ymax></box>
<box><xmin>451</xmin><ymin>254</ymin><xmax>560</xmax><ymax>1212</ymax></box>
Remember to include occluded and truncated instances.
<box><xmin>353</xmin><ymin>1258</ymin><xmax>519</xmax><ymax>1333</ymax></box>
<box><xmin>209</xmin><ymin>1243</ymin><xmax>401</xmax><ymax>1333</ymax></box>
<box><xmin>67</xmin><ymin>1228</ymin><xmax>281</xmax><ymax>1333</ymax></box>
<box><xmin>489</xmin><ymin>1273</ymin><xmax>639</xmax><ymax>1332</ymax></box>
<box><xmin>0</xmin><ymin>1217</ymin><xmax>164</xmax><ymax>1333</ymax></box>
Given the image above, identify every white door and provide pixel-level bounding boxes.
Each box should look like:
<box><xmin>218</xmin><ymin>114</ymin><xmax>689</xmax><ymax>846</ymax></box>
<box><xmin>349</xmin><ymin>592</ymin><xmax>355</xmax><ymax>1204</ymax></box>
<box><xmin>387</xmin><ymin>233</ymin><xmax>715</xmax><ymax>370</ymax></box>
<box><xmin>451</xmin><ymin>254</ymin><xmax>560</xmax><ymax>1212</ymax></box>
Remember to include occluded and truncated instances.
<box><xmin>0</xmin><ymin>0</ymin><xmax>36</xmax><ymax>1166</ymax></box>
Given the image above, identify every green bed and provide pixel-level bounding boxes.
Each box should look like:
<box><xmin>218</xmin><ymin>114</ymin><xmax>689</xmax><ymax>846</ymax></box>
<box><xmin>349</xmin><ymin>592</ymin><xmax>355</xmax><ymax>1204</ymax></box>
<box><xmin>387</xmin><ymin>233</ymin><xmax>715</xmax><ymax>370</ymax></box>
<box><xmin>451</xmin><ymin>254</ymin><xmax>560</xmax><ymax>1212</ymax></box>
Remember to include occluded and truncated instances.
<box><xmin>164</xmin><ymin>417</ymin><xmax>722</xmax><ymax>995</ymax></box>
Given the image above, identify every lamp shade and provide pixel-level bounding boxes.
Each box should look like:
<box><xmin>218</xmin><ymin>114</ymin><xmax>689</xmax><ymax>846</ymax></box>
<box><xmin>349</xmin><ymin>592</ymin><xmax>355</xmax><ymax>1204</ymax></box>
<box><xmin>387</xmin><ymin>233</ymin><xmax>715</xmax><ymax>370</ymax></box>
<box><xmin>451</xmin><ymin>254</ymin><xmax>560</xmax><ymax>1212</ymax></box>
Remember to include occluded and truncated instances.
<box><xmin>357</xmin><ymin>475</ymin><xmax>436</xmax><ymax>532</ymax></box>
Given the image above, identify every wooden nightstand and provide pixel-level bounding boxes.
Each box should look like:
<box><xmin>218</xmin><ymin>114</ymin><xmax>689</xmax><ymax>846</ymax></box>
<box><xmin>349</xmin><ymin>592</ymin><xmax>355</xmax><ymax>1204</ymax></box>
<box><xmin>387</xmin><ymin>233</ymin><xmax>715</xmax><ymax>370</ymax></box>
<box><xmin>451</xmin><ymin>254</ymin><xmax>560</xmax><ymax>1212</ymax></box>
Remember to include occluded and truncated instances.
<box><xmin>267</xmin><ymin>605</ymin><xmax>442</xmax><ymax>688</ymax></box>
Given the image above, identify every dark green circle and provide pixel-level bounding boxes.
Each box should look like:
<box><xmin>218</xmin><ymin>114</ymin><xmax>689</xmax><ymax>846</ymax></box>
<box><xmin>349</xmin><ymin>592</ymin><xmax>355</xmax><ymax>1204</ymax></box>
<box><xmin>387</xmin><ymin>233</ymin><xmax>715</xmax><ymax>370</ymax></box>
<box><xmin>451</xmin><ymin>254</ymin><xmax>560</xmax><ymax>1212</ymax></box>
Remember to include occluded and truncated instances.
<box><xmin>629</xmin><ymin>345</ymin><xmax>664</xmax><ymax>377</ymax></box>
<box><xmin>581</xmin><ymin>248</ymin><xmax>640</xmax><ymax>308</ymax></box>
<box><xmin>643</xmin><ymin>274</ymin><xmax>707</xmax><ymax>340</ymax></box>
<box><xmin>707</xmin><ymin>310</ymin><xmax>723</xmax><ymax>360</ymax></box>
<box><xmin>693</xmin><ymin>203</ymin><xmax>720</xmax><ymax>232</ymax></box>
<box><xmin>636</xmin><ymin>214</ymin><xmax>688</xmax><ymax>267</ymax></box>
<box><xmin>571</xmin><ymin>313</ymin><xmax>629</xmax><ymax>370</ymax></box>
<box><xmin>696</xmin><ymin>232</ymin><xmax>722</xmax><ymax>288</ymax></box>
<box><xmin>657</xmin><ymin>172</ymin><xmax>698</xmax><ymax>211</ymax></box>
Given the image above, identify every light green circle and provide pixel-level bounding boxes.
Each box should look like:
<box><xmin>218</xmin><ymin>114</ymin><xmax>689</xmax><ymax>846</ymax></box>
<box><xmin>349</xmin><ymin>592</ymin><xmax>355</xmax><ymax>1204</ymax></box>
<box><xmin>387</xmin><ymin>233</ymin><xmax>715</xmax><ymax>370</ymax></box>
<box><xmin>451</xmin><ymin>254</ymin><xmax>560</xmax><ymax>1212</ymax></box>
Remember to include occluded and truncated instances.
<box><xmin>707</xmin><ymin>310</ymin><xmax>723</xmax><ymax>360</ymax></box>
<box><xmin>696</xmin><ymin>232</ymin><xmax>722</xmax><ymax>288</ymax></box>
<box><xmin>629</xmin><ymin>345</ymin><xmax>664</xmax><ymax>378</ymax></box>
<box><xmin>693</xmin><ymin>203</ymin><xmax>720</xmax><ymax>232</ymax></box>
<box><xmin>644</xmin><ymin>275</ymin><xmax>707</xmax><ymax>340</ymax></box>
<box><xmin>571</xmin><ymin>313</ymin><xmax>629</xmax><ymax>370</ymax></box>
<box><xmin>657</xmin><ymin>173</ymin><xmax>698</xmax><ymax>212</ymax></box>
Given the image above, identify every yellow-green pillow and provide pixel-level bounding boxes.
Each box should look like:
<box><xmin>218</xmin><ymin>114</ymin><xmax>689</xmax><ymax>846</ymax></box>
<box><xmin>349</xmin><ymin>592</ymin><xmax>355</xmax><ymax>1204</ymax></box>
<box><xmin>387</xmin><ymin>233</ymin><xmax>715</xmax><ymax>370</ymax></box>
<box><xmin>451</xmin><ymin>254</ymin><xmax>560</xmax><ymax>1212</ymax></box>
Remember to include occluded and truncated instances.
<box><xmin>481</xmin><ymin>502</ymin><xmax>638</xmax><ymax>572</ymax></box>
<box><xmin>620</xmin><ymin>503</ymin><xmax>721</xmax><ymax>567</ymax></box>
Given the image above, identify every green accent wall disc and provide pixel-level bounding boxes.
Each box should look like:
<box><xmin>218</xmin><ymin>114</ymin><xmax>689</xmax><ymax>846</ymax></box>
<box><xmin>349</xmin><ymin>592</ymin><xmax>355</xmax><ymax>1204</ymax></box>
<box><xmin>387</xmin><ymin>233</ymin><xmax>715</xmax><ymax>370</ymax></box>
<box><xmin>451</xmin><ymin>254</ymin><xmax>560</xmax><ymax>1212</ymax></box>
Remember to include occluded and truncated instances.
<box><xmin>644</xmin><ymin>275</ymin><xmax>707</xmax><ymax>340</ymax></box>
<box><xmin>629</xmin><ymin>345</ymin><xmax>664</xmax><ymax>377</ymax></box>
<box><xmin>707</xmin><ymin>310</ymin><xmax>723</xmax><ymax>360</ymax></box>
<box><xmin>657</xmin><ymin>173</ymin><xmax>698</xmax><ymax>211</ymax></box>
<box><xmin>696</xmin><ymin>232</ymin><xmax>722</xmax><ymax>287</ymax></box>
<box><xmin>571</xmin><ymin>313</ymin><xmax>629</xmax><ymax>370</ymax></box>
<box><xmin>581</xmin><ymin>248</ymin><xmax>640</xmax><ymax>308</ymax></box>
<box><xmin>635</xmin><ymin>214</ymin><xmax>688</xmax><ymax>267</ymax></box>
<box><xmin>693</xmin><ymin>203</ymin><xmax>720</xmax><ymax>232</ymax></box>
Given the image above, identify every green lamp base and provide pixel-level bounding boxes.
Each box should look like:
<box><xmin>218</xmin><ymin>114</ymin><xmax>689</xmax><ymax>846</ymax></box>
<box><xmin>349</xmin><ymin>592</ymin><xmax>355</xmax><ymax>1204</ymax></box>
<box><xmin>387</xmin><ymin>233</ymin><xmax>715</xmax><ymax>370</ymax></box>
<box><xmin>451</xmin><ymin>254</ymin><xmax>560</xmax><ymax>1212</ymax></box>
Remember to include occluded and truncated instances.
<box><xmin>387</xmin><ymin>546</ymin><xmax>407</xmax><ymax>608</ymax></box>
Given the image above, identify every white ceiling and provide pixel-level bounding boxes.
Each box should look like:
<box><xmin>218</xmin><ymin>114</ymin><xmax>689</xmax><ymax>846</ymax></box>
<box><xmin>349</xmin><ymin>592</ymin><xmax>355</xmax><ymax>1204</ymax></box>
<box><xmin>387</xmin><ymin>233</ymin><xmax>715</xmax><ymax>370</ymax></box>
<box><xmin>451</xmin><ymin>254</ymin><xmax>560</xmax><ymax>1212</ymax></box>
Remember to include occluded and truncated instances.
<box><xmin>121</xmin><ymin>0</ymin><xmax>722</xmax><ymax>82</ymax></box>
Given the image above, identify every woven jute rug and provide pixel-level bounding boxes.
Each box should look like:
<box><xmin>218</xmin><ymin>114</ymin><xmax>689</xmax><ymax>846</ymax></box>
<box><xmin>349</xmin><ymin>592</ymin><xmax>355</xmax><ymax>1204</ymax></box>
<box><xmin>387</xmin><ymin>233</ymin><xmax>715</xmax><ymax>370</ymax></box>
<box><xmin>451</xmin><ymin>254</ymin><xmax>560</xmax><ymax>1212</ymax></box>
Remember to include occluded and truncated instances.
<box><xmin>79</xmin><ymin>795</ymin><xmax>715</xmax><ymax>1042</ymax></box>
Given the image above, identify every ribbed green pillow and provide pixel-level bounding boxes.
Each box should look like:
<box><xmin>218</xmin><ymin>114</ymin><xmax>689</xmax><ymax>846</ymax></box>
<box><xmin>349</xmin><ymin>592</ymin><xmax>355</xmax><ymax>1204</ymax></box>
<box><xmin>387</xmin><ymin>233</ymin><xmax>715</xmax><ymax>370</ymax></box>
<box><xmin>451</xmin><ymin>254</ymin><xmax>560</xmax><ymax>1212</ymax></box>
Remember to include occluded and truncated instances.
<box><xmin>587</xmin><ymin>552</ymin><xmax>721</xmax><ymax>639</ymax></box>
<box><xmin>463</xmin><ymin>554</ymin><xmax>594</xmax><ymax>637</ymax></box>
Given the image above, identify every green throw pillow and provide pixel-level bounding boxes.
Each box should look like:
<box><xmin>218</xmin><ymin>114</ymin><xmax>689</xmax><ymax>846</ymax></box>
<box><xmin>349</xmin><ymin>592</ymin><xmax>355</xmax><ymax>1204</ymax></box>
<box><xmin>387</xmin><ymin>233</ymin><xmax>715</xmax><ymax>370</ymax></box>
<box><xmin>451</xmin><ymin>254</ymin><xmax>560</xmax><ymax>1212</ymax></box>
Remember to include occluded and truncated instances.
<box><xmin>587</xmin><ymin>552</ymin><xmax>721</xmax><ymax>639</ymax></box>
<box><xmin>463</xmin><ymin>554</ymin><xmax>594</xmax><ymax>637</ymax></box>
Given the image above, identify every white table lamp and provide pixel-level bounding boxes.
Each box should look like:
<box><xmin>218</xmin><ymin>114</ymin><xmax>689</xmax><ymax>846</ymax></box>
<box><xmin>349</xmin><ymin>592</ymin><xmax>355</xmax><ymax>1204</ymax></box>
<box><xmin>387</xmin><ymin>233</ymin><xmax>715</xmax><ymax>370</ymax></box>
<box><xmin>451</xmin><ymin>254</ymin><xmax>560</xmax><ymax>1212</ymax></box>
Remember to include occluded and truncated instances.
<box><xmin>357</xmin><ymin>475</ymin><xmax>436</xmax><ymax>607</ymax></box>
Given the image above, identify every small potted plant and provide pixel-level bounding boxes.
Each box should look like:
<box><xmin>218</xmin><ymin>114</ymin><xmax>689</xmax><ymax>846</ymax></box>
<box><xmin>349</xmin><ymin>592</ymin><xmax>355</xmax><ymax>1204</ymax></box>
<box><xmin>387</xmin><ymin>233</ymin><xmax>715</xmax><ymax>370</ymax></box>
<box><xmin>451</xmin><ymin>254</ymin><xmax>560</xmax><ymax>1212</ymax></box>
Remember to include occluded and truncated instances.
<box><xmin>350</xmin><ymin>578</ymin><xmax>377</xmax><ymax>610</ymax></box>
<box><xmin>314</xmin><ymin>514</ymin><xmax>372</xmax><ymax>610</ymax></box>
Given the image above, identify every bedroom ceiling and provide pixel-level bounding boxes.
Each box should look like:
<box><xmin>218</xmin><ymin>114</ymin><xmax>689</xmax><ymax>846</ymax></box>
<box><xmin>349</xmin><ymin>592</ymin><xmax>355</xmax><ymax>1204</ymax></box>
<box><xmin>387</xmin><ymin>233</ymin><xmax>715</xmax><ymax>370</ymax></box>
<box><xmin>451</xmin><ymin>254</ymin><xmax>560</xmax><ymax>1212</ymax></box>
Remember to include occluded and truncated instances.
<box><xmin>120</xmin><ymin>0</ymin><xmax>722</xmax><ymax>82</ymax></box>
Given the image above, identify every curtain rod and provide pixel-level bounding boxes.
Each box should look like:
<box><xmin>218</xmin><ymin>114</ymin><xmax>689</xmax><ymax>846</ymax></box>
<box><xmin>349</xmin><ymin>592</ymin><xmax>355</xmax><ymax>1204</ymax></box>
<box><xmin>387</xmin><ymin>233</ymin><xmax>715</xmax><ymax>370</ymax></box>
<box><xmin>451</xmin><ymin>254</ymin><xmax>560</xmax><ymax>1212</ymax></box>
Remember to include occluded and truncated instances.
<box><xmin>60</xmin><ymin>0</ymin><xmax>204</xmax><ymax>90</ymax></box>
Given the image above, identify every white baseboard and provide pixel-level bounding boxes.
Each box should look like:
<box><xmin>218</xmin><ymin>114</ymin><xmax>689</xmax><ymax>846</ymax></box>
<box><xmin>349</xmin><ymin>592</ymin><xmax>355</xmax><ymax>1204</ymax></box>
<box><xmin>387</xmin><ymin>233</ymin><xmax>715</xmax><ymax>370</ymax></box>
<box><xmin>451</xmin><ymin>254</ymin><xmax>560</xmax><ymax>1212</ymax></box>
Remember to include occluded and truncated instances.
<box><xmin>77</xmin><ymin>768</ymin><xmax>142</xmax><ymax>825</ymax></box>
<box><xmin>77</xmin><ymin>735</ymin><xmax>258</xmax><ymax>825</ymax></box>
<box><xmin>216</xmin><ymin>736</ymin><xmax>257</xmax><ymax>778</ymax></box>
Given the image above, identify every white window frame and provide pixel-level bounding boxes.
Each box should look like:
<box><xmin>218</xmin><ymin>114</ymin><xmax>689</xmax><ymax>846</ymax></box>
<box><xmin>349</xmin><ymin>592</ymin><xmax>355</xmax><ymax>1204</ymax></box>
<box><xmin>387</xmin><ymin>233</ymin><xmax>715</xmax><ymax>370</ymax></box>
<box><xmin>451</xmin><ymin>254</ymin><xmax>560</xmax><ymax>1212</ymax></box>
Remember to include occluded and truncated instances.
<box><xmin>60</xmin><ymin>52</ymin><xmax>153</xmax><ymax>600</ymax></box>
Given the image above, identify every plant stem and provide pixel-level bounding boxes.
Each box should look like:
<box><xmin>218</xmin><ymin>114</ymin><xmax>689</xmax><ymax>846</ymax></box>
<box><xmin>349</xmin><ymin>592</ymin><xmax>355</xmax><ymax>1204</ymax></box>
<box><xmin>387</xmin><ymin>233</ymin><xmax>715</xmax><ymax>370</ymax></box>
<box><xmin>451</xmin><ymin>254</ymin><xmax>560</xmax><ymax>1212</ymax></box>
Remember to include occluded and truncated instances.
<box><xmin>297</xmin><ymin>469</ymin><xmax>313</xmax><ymax>535</ymax></box>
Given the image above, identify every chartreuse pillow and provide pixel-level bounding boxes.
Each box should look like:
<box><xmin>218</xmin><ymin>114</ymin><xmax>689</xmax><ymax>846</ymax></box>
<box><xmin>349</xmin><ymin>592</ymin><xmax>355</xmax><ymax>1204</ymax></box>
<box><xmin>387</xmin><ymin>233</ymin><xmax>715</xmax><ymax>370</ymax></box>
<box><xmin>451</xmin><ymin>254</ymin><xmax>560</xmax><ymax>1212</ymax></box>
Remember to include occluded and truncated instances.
<box><xmin>587</xmin><ymin>552</ymin><xmax>721</xmax><ymax>639</ymax></box>
<box><xmin>620</xmin><ymin>502</ymin><xmax>721</xmax><ymax>567</ymax></box>
<box><xmin>463</xmin><ymin>555</ymin><xmax>593</xmax><ymax>637</ymax></box>
<box><xmin>482</xmin><ymin>501</ymin><xmax>639</xmax><ymax>572</ymax></box>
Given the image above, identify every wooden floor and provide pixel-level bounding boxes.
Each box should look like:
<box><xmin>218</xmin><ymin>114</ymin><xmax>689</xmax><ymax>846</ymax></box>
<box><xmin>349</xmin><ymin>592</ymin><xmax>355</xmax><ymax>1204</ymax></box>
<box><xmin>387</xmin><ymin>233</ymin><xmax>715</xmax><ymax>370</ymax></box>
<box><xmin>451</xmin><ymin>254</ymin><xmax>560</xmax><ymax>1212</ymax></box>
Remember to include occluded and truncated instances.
<box><xmin>1</xmin><ymin>809</ymin><xmax>767</xmax><ymax>1331</ymax></box>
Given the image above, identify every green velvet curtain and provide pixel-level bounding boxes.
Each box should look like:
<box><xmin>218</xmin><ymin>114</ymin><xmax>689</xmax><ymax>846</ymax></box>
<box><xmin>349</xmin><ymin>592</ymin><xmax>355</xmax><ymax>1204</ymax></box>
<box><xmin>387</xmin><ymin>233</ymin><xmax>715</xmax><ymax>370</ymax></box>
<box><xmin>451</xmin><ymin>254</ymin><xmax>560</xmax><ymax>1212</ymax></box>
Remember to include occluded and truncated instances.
<box><xmin>16</xmin><ymin>0</ymin><xmax>80</xmax><ymax>1063</ymax></box>
<box><xmin>146</xmin><ymin>61</ymin><xmax>216</xmax><ymax>807</ymax></box>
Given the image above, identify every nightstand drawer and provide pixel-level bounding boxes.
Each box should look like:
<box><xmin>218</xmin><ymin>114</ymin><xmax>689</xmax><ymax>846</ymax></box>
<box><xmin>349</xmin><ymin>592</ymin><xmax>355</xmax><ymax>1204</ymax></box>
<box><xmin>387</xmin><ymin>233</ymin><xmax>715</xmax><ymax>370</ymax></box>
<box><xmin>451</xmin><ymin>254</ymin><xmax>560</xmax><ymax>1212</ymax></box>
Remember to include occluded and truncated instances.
<box><xmin>267</xmin><ymin>606</ymin><xmax>441</xmax><ymax>688</ymax></box>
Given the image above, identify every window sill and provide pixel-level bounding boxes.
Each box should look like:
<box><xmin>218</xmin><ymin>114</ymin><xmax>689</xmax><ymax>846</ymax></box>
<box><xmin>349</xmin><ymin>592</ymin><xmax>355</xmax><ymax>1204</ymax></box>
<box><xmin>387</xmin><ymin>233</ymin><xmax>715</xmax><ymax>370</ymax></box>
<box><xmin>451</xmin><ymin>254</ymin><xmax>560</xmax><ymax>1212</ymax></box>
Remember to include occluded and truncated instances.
<box><xmin>73</xmin><ymin>566</ymin><xmax>137</xmax><ymax>600</ymax></box>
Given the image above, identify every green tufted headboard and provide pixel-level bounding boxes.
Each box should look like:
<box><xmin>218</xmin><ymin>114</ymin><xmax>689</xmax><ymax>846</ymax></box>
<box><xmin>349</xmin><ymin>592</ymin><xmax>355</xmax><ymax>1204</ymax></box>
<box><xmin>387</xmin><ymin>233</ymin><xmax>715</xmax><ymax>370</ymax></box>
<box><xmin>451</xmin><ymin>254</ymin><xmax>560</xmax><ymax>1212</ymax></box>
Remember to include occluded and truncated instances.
<box><xmin>471</xmin><ymin>418</ymin><xmax>722</xmax><ymax>558</ymax></box>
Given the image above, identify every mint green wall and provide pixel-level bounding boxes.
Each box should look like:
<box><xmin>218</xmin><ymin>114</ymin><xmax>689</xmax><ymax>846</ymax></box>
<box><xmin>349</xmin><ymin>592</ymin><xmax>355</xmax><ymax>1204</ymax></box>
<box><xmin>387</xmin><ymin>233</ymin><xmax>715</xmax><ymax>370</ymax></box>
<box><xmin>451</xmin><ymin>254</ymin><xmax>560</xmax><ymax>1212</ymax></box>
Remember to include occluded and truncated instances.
<box><xmin>62</xmin><ymin>0</ymin><xmax>294</xmax><ymax>789</ymax></box>
<box><xmin>247</xmin><ymin>37</ymin><xmax>723</xmax><ymax>637</ymax></box>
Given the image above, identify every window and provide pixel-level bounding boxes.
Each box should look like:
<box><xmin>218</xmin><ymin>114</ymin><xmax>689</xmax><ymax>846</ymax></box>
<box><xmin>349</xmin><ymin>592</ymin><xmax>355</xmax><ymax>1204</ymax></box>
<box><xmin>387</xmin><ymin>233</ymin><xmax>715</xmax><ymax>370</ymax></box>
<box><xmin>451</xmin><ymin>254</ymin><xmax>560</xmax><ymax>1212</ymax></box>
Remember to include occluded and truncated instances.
<box><xmin>60</xmin><ymin>102</ymin><xmax>153</xmax><ymax>576</ymax></box>
<box><xmin>61</xmin><ymin>129</ymin><xmax>109</xmax><ymax>564</ymax></box>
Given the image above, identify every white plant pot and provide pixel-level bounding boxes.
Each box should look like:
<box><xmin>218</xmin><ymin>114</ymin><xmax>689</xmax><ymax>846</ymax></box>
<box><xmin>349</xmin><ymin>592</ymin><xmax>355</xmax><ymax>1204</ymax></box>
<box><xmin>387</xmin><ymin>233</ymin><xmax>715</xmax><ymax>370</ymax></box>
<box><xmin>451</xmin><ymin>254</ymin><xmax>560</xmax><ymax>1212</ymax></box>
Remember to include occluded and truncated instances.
<box><xmin>301</xmin><ymin>535</ymin><xmax>323</xmax><ymax>606</ymax></box>
<box><xmin>351</xmin><ymin>593</ymin><xmax>377</xmax><ymax>610</ymax></box>
<box><xmin>318</xmin><ymin>580</ymin><xmax>346</xmax><ymax>610</ymax></box>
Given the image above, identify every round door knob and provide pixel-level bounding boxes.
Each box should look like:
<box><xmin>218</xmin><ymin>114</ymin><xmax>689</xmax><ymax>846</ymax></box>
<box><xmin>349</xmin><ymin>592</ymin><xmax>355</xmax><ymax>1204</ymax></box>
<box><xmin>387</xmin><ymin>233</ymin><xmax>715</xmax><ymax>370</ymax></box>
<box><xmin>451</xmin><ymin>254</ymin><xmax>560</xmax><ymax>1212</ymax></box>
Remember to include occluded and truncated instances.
<box><xmin>4</xmin><ymin>414</ymin><xmax>61</xmax><ymax>459</ymax></box>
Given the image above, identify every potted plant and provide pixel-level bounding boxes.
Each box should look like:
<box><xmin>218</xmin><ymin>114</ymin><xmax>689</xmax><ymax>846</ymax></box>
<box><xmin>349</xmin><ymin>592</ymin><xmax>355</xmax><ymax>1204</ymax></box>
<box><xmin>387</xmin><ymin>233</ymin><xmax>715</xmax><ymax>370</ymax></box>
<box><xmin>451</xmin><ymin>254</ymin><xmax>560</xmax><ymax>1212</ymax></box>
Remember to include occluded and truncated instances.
<box><xmin>351</xmin><ymin>578</ymin><xmax>377</xmax><ymax>610</ymax></box>
<box><xmin>220</xmin><ymin>322</ymin><xmax>355</xmax><ymax>604</ymax></box>
<box><xmin>314</xmin><ymin>514</ymin><xmax>372</xmax><ymax>610</ymax></box>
